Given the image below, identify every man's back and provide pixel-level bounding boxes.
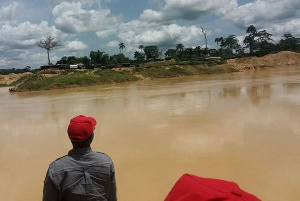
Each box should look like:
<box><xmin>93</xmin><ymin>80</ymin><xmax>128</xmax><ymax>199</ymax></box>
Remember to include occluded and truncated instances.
<box><xmin>43</xmin><ymin>147</ymin><xmax>117</xmax><ymax>201</ymax></box>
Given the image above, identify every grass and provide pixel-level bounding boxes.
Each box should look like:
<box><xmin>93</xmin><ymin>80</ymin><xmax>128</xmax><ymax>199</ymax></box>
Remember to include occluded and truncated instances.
<box><xmin>134</xmin><ymin>66</ymin><xmax>193</xmax><ymax>78</ymax></box>
<box><xmin>10</xmin><ymin>60</ymin><xmax>239</xmax><ymax>92</ymax></box>
<box><xmin>13</xmin><ymin>69</ymin><xmax>139</xmax><ymax>92</ymax></box>
<box><xmin>93</xmin><ymin>69</ymin><xmax>139</xmax><ymax>83</ymax></box>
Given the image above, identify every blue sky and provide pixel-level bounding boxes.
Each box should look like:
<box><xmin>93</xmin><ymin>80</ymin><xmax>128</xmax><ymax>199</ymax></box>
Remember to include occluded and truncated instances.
<box><xmin>0</xmin><ymin>0</ymin><xmax>299</xmax><ymax>69</ymax></box>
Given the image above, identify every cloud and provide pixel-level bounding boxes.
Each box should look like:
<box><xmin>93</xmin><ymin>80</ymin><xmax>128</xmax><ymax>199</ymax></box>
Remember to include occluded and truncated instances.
<box><xmin>116</xmin><ymin>23</ymin><xmax>207</xmax><ymax>54</ymax></box>
<box><xmin>0</xmin><ymin>21</ymin><xmax>63</xmax><ymax>49</ymax></box>
<box><xmin>63</xmin><ymin>40</ymin><xmax>89</xmax><ymax>51</ymax></box>
<box><xmin>52</xmin><ymin>1</ymin><xmax>119</xmax><ymax>34</ymax></box>
<box><xmin>106</xmin><ymin>40</ymin><xmax>119</xmax><ymax>48</ymax></box>
<box><xmin>0</xmin><ymin>2</ymin><xmax>19</xmax><ymax>22</ymax></box>
<box><xmin>0</xmin><ymin>21</ymin><xmax>62</xmax><ymax>50</ymax></box>
<box><xmin>0</xmin><ymin>20</ymin><xmax>64</xmax><ymax>68</ymax></box>
<box><xmin>141</xmin><ymin>0</ymin><xmax>236</xmax><ymax>22</ymax></box>
<box><xmin>218</xmin><ymin>0</ymin><xmax>300</xmax><ymax>33</ymax></box>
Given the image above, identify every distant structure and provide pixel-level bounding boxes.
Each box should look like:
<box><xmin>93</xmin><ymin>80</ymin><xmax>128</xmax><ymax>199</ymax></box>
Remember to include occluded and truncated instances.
<box><xmin>40</xmin><ymin>63</ymin><xmax>85</xmax><ymax>70</ymax></box>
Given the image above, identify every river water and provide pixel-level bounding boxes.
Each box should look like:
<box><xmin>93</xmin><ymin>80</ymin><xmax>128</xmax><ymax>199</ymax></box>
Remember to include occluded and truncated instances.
<box><xmin>0</xmin><ymin>67</ymin><xmax>300</xmax><ymax>201</ymax></box>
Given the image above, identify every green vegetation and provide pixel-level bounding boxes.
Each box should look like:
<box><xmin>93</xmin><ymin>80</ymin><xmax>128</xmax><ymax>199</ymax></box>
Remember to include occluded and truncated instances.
<box><xmin>135</xmin><ymin>66</ymin><xmax>193</xmax><ymax>78</ymax></box>
<box><xmin>12</xmin><ymin>70</ymin><xmax>139</xmax><ymax>92</ymax></box>
<box><xmin>0</xmin><ymin>66</ymin><xmax>33</xmax><ymax>75</ymax></box>
<box><xmin>135</xmin><ymin>65</ymin><xmax>237</xmax><ymax>78</ymax></box>
<box><xmin>9</xmin><ymin>59</ymin><xmax>240</xmax><ymax>92</ymax></box>
<box><xmin>93</xmin><ymin>69</ymin><xmax>139</xmax><ymax>83</ymax></box>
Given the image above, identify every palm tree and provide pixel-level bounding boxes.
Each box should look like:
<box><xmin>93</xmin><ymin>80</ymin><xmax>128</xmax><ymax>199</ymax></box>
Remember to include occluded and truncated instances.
<box><xmin>215</xmin><ymin>37</ymin><xmax>223</xmax><ymax>50</ymax></box>
<box><xmin>119</xmin><ymin>43</ymin><xmax>125</xmax><ymax>53</ymax></box>
<box><xmin>176</xmin><ymin>43</ymin><xmax>184</xmax><ymax>52</ymax></box>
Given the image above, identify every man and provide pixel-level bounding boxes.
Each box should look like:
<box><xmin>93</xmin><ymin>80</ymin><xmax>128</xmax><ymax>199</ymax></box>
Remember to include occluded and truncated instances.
<box><xmin>43</xmin><ymin>115</ymin><xmax>117</xmax><ymax>201</ymax></box>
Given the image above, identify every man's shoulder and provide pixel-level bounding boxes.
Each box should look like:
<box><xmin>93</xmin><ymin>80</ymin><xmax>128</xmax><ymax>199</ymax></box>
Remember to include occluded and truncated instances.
<box><xmin>92</xmin><ymin>151</ymin><xmax>113</xmax><ymax>161</ymax></box>
<box><xmin>48</xmin><ymin>155</ymin><xmax>70</xmax><ymax>167</ymax></box>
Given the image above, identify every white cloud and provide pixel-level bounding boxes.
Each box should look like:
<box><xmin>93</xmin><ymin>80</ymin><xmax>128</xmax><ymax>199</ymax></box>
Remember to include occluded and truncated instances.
<box><xmin>116</xmin><ymin>24</ymin><xmax>207</xmax><ymax>56</ymax></box>
<box><xmin>0</xmin><ymin>20</ymin><xmax>65</xmax><ymax>68</ymax></box>
<box><xmin>63</xmin><ymin>40</ymin><xmax>89</xmax><ymax>51</ymax></box>
<box><xmin>0</xmin><ymin>21</ymin><xmax>63</xmax><ymax>50</ymax></box>
<box><xmin>218</xmin><ymin>0</ymin><xmax>300</xmax><ymax>32</ymax></box>
<box><xmin>0</xmin><ymin>2</ymin><xmax>19</xmax><ymax>22</ymax></box>
<box><xmin>96</xmin><ymin>29</ymin><xmax>116</xmax><ymax>39</ymax></box>
<box><xmin>52</xmin><ymin>1</ymin><xmax>119</xmax><ymax>34</ymax></box>
<box><xmin>106</xmin><ymin>40</ymin><xmax>119</xmax><ymax>48</ymax></box>
<box><xmin>268</xmin><ymin>19</ymin><xmax>300</xmax><ymax>39</ymax></box>
<box><xmin>141</xmin><ymin>0</ymin><xmax>237</xmax><ymax>22</ymax></box>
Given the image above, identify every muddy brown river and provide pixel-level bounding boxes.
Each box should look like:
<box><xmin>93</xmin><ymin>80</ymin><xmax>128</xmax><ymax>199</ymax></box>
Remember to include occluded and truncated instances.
<box><xmin>0</xmin><ymin>67</ymin><xmax>300</xmax><ymax>201</ymax></box>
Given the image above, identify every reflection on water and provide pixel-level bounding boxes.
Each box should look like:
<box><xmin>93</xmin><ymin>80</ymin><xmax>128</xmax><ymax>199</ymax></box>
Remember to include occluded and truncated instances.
<box><xmin>0</xmin><ymin>67</ymin><xmax>300</xmax><ymax>201</ymax></box>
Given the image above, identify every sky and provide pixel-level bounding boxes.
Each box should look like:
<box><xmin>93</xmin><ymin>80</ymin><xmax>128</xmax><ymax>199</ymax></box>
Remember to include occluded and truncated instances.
<box><xmin>0</xmin><ymin>0</ymin><xmax>299</xmax><ymax>69</ymax></box>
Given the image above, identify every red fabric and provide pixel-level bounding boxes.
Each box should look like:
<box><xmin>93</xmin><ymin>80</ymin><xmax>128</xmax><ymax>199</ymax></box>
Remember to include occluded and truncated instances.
<box><xmin>67</xmin><ymin>115</ymin><xmax>97</xmax><ymax>142</ymax></box>
<box><xmin>165</xmin><ymin>174</ymin><xmax>261</xmax><ymax>201</ymax></box>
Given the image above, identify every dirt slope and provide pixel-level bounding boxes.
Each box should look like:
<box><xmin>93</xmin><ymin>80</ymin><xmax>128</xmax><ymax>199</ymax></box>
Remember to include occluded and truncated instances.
<box><xmin>0</xmin><ymin>72</ymin><xmax>32</xmax><ymax>85</ymax></box>
<box><xmin>227</xmin><ymin>51</ymin><xmax>300</xmax><ymax>71</ymax></box>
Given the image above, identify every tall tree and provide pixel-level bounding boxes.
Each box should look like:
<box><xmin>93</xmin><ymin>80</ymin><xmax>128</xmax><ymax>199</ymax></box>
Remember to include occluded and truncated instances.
<box><xmin>37</xmin><ymin>36</ymin><xmax>62</xmax><ymax>65</ymax></box>
<box><xmin>176</xmin><ymin>44</ymin><xmax>184</xmax><ymax>52</ymax></box>
<box><xmin>220</xmin><ymin>35</ymin><xmax>242</xmax><ymax>55</ymax></box>
<box><xmin>255</xmin><ymin>30</ymin><xmax>273</xmax><ymax>55</ymax></box>
<box><xmin>165</xmin><ymin>49</ymin><xmax>177</xmax><ymax>59</ymax></box>
<box><xmin>278</xmin><ymin>33</ymin><xmax>300</xmax><ymax>51</ymax></box>
<box><xmin>201</xmin><ymin>27</ymin><xmax>208</xmax><ymax>55</ymax></box>
<box><xmin>134</xmin><ymin>51</ymin><xmax>145</xmax><ymax>63</ymax></box>
<box><xmin>143</xmin><ymin>46</ymin><xmax>159</xmax><ymax>60</ymax></box>
<box><xmin>215</xmin><ymin>37</ymin><xmax>223</xmax><ymax>50</ymax></box>
<box><xmin>243</xmin><ymin>25</ymin><xmax>257</xmax><ymax>55</ymax></box>
<box><xmin>90</xmin><ymin>50</ymin><xmax>110</xmax><ymax>65</ymax></box>
<box><xmin>119</xmin><ymin>43</ymin><xmax>125</xmax><ymax>52</ymax></box>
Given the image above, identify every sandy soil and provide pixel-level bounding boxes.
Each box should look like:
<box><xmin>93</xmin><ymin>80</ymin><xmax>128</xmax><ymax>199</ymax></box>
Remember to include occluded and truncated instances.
<box><xmin>0</xmin><ymin>72</ymin><xmax>32</xmax><ymax>85</ymax></box>
<box><xmin>1</xmin><ymin>51</ymin><xmax>300</xmax><ymax>85</ymax></box>
<box><xmin>226</xmin><ymin>51</ymin><xmax>300</xmax><ymax>71</ymax></box>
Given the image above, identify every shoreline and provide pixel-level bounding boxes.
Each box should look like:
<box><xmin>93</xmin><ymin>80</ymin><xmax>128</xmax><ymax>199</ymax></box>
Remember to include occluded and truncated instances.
<box><xmin>2</xmin><ymin>51</ymin><xmax>300</xmax><ymax>92</ymax></box>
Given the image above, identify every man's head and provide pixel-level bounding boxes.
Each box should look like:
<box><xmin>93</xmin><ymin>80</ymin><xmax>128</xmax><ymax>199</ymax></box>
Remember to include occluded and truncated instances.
<box><xmin>67</xmin><ymin>115</ymin><xmax>97</xmax><ymax>147</ymax></box>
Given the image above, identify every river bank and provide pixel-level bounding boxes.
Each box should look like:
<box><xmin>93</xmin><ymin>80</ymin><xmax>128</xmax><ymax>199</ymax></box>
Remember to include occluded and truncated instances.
<box><xmin>2</xmin><ymin>51</ymin><xmax>300</xmax><ymax>92</ymax></box>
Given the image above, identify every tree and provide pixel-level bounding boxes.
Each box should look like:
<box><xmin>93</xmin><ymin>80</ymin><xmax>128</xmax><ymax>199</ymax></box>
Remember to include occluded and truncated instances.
<box><xmin>215</xmin><ymin>37</ymin><xmax>223</xmax><ymax>50</ymax></box>
<box><xmin>255</xmin><ymin>30</ymin><xmax>273</xmax><ymax>56</ymax></box>
<box><xmin>165</xmin><ymin>48</ymin><xmax>177</xmax><ymax>59</ymax></box>
<box><xmin>243</xmin><ymin>25</ymin><xmax>257</xmax><ymax>55</ymax></box>
<box><xmin>119</xmin><ymin>43</ymin><xmax>125</xmax><ymax>52</ymax></box>
<box><xmin>201</xmin><ymin>27</ymin><xmax>208</xmax><ymax>55</ymax></box>
<box><xmin>143</xmin><ymin>46</ymin><xmax>159</xmax><ymax>60</ymax></box>
<box><xmin>90</xmin><ymin>50</ymin><xmax>110</xmax><ymax>65</ymax></box>
<box><xmin>134</xmin><ymin>51</ymin><xmax>145</xmax><ymax>63</ymax></box>
<box><xmin>223</xmin><ymin>35</ymin><xmax>241</xmax><ymax>54</ymax></box>
<box><xmin>82</xmin><ymin>56</ymin><xmax>91</xmax><ymax>68</ymax></box>
<box><xmin>111</xmin><ymin>53</ymin><xmax>129</xmax><ymax>63</ymax></box>
<box><xmin>37</xmin><ymin>36</ymin><xmax>62</xmax><ymax>65</ymax></box>
<box><xmin>278</xmin><ymin>33</ymin><xmax>300</xmax><ymax>51</ymax></box>
<box><xmin>139</xmin><ymin>45</ymin><xmax>144</xmax><ymax>51</ymax></box>
<box><xmin>176</xmin><ymin>44</ymin><xmax>184</xmax><ymax>52</ymax></box>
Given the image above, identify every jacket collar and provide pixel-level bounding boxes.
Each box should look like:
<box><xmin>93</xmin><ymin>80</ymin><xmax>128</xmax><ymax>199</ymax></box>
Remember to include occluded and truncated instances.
<box><xmin>68</xmin><ymin>147</ymin><xmax>92</xmax><ymax>155</ymax></box>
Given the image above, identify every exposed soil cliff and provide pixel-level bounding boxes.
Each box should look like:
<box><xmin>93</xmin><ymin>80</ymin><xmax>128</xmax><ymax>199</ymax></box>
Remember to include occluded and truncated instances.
<box><xmin>226</xmin><ymin>51</ymin><xmax>300</xmax><ymax>71</ymax></box>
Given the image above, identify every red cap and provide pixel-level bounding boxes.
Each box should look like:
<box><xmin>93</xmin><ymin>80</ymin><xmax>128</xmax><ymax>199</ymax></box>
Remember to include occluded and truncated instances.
<box><xmin>165</xmin><ymin>174</ymin><xmax>261</xmax><ymax>201</ymax></box>
<box><xmin>67</xmin><ymin>115</ymin><xmax>97</xmax><ymax>142</ymax></box>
